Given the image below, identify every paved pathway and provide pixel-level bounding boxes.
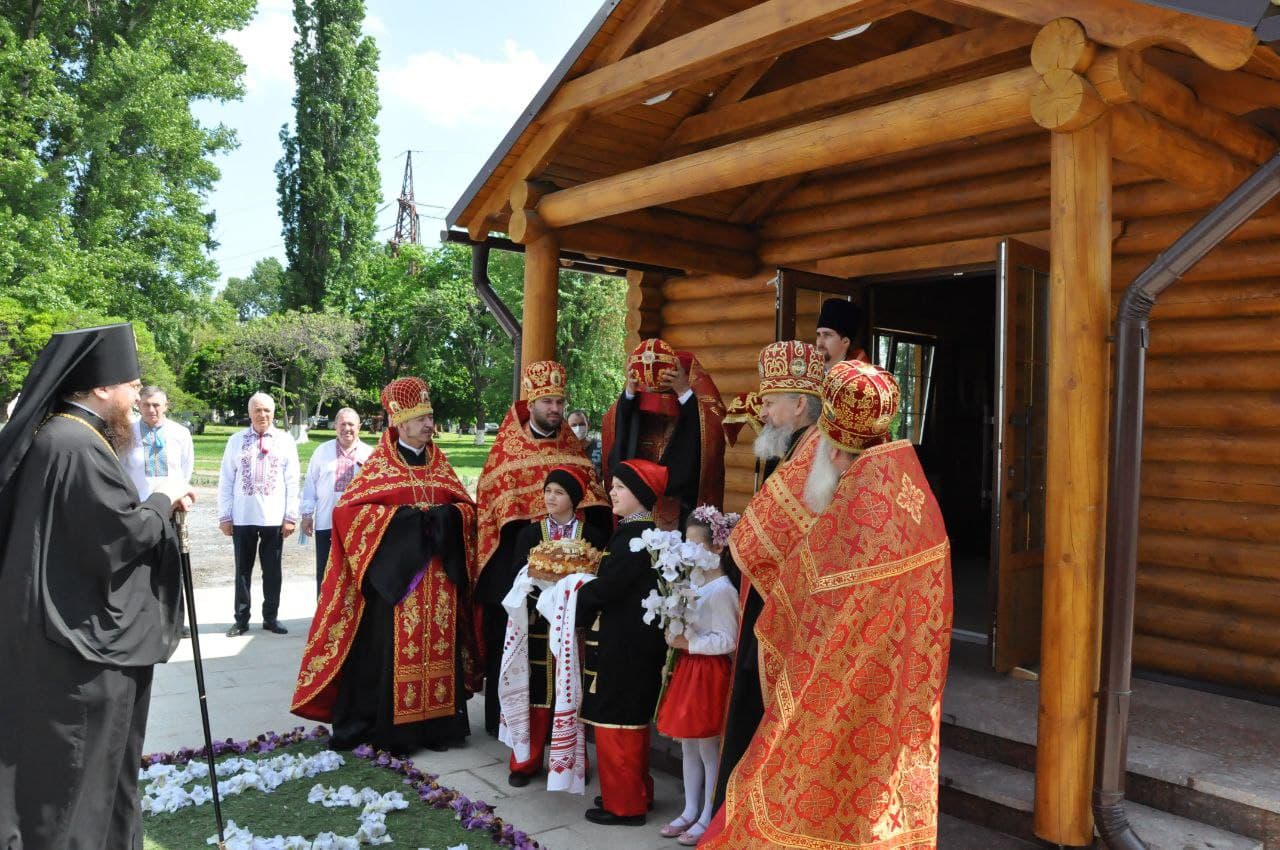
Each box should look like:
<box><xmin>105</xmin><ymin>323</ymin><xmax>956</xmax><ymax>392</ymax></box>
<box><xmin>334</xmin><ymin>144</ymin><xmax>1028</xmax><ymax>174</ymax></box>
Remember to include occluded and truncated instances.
<box><xmin>146</xmin><ymin>579</ymin><xmax>1034</xmax><ymax>849</ymax></box>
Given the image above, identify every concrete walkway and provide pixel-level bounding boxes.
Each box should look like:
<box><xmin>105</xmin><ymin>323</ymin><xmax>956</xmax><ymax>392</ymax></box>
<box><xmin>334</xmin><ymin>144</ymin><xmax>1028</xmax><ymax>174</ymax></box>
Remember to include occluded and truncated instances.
<box><xmin>145</xmin><ymin>578</ymin><xmax>1033</xmax><ymax>849</ymax></box>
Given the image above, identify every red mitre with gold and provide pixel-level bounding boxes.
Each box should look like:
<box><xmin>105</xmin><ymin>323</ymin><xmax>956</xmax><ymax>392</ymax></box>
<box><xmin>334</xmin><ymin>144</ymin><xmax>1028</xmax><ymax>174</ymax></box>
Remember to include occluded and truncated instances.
<box><xmin>381</xmin><ymin>376</ymin><xmax>434</xmax><ymax>426</ymax></box>
<box><xmin>521</xmin><ymin>360</ymin><xmax>566</xmax><ymax>401</ymax></box>
<box><xmin>758</xmin><ymin>340</ymin><xmax>824</xmax><ymax>397</ymax></box>
<box><xmin>628</xmin><ymin>338</ymin><xmax>690</xmax><ymax>416</ymax></box>
<box><xmin>475</xmin><ymin>398</ymin><xmax>607</xmax><ymax>572</ymax></box>
<box><xmin>819</xmin><ymin>360</ymin><xmax>901</xmax><ymax>453</ymax></box>
<box><xmin>722</xmin><ymin>390</ymin><xmax>763</xmax><ymax>447</ymax></box>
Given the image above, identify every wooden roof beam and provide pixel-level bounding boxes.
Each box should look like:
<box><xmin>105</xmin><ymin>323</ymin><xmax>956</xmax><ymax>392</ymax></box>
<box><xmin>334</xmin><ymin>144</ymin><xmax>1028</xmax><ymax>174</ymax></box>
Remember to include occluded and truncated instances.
<box><xmin>533</xmin><ymin>65</ymin><xmax>1042</xmax><ymax>229</ymax></box>
<box><xmin>1146</xmin><ymin>49</ymin><xmax>1280</xmax><ymax>116</ymax></box>
<box><xmin>460</xmin><ymin>0</ymin><xmax>675</xmax><ymax>239</ymax></box>
<box><xmin>539</xmin><ymin>0</ymin><xmax>909</xmax><ymax>122</ymax></box>
<box><xmin>946</xmin><ymin>0</ymin><xmax>1258</xmax><ymax>71</ymax></box>
<box><xmin>663</xmin><ymin>18</ymin><xmax>1037</xmax><ymax>153</ymax></box>
<box><xmin>1087</xmin><ymin>50</ymin><xmax>1277</xmax><ymax>165</ymax></box>
<box><xmin>1027</xmin><ymin>21</ymin><xmax>1258</xmax><ymax>201</ymax></box>
<box><xmin>1108</xmin><ymin>102</ymin><xmax>1256</xmax><ymax>198</ymax></box>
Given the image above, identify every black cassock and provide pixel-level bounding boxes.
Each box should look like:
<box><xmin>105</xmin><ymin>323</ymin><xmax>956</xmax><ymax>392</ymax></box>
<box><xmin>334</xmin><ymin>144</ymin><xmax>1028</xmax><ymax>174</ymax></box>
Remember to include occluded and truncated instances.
<box><xmin>0</xmin><ymin>406</ymin><xmax>183</xmax><ymax>850</ymax></box>
<box><xmin>576</xmin><ymin>519</ymin><xmax>667</xmax><ymax>727</ymax></box>
<box><xmin>509</xmin><ymin>518</ymin><xmax>609</xmax><ymax>708</ymax></box>
<box><xmin>329</xmin><ymin>442</ymin><xmax>472</xmax><ymax>755</ymax></box>
<box><xmin>607</xmin><ymin>392</ymin><xmax>701</xmax><ymax>527</ymax></box>
<box><xmin>711</xmin><ymin>423</ymin><xmax>810</xmax><ymax>810</ymax></box>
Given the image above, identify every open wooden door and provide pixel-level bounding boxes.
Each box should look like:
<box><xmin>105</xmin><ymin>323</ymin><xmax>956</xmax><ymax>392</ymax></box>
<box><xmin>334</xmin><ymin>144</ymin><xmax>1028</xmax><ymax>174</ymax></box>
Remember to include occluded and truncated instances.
<box><xmin>774</xmin><ymin>268</ymin><xmax>868</xmax><ymax>343</ymax></box>
<box><xmin>989</xmin><ymin>239</ymin><xmax>1050</xmax><ymax>673</ymax></box>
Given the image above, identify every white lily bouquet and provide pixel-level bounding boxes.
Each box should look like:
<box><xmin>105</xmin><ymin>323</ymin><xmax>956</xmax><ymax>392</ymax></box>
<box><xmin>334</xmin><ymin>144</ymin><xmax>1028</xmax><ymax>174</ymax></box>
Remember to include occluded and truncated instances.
<box><xmin>630</xmin><ymin>528</ymin><xmax>721</xmax><ymax>635</ymax></box>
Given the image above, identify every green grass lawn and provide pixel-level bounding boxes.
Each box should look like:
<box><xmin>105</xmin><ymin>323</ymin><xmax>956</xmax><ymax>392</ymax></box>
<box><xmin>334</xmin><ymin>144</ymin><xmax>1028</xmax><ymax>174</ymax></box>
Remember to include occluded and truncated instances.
<box><xmin>142</xmin><ymin>741</ymin><xmax>479</xmax><ymax>849</ymax></box>
<box><xmin>192</xmin><ymin>426</ymin><xmax>493</xmax><ymax>490</ymax></box>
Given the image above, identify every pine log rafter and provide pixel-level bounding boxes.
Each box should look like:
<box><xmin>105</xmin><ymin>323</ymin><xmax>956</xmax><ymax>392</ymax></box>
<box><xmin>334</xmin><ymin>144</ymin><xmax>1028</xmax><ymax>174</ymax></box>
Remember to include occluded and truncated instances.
<box><xmin>454</xmin><ymin>2</ymin><xmax>1276</xmax><ymax>268</ymax></box>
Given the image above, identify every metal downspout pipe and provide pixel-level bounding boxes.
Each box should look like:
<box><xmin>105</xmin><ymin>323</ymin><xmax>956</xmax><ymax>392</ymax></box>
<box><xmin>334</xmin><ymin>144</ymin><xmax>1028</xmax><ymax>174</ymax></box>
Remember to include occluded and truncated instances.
<box><xmin>1095</xmin><ymin>153</ymin><xmax>1280</xmax><ymax>850</ymax></box>
<box><xmin>470</xmin><ymin>242</ymin><xmax>523</xmax><ymax>401</ymax></box>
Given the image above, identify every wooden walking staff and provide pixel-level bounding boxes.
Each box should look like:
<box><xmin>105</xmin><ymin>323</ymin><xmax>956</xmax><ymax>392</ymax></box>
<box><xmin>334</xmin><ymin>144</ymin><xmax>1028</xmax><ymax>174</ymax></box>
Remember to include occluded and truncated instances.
<box><xmin>174</xmin><ymin>510</ymin><xmax>228</xmax><ymax>849</ymax></box>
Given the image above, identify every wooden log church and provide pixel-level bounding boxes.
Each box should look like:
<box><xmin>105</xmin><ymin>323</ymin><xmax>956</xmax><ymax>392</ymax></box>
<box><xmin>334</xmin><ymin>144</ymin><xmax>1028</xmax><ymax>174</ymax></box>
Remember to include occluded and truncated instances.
<box><xmin>447</xmin><ymin>1</ymin><xmax>1280</xmax><ymax>845</ymax></box>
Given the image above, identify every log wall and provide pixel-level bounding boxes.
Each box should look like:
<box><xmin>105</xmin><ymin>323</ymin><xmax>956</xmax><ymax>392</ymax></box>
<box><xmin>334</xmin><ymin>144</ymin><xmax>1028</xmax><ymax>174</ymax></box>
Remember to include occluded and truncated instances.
<box><xmin>1116</xmin><ymin>231</ymin><xmax>1280</xmax><ymax>694</ymax></box>
<box><xmin>633</xmin><ymin>140</ymin><xmax>1280</xmax><ymax>694</ymax></box>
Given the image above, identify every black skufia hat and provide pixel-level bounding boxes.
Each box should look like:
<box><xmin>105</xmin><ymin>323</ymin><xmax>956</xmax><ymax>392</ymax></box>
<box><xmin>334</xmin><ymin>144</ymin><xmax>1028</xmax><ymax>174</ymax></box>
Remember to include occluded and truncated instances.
<box><xmin>0</xmin><ymin>323</ymin><xmax>140</xmax><ymax>495</ymax></box>
<box><xmin>816</xmin><ymin>298</ymin><xmax>864</xmax><ymax>342</ymax></box>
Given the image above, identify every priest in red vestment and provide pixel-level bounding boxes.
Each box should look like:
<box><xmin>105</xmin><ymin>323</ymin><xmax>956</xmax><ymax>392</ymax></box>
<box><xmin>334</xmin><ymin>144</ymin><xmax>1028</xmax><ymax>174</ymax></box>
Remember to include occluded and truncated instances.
<box><xmin>292</xmin><ymin>377</ymin><xmax>480</xmax><ymax>755</ymax></box>
<box><xmin>602</xmin><ymin>338</ymin><xmax>725</xmax><ymax>530</ymax></box>
<box><xmin>474</xmin><ymin>360</ymin><xmax>609</xmax><ymax>735</ymax></box>
<box><xmin>714</xmin><ymin>340</ymin><xmax>825</xmax><ymax>814</ymax></box>
<box><xmin>704</xmin><ymin>360</ymin><xmax>953</xmax><ymax>849</ymax></box>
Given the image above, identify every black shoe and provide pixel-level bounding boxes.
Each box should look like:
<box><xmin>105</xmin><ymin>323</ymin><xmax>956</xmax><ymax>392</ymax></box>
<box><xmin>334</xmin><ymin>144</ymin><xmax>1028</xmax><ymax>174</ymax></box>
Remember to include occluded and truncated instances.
<box><xmin>594</xmin><ymin>795</ymin><xmax>653</xmax><ymax>812</ymax></box>
<box><xmin>508</xmin><ymin>771</ymin><xmax>532</xmax><ymax>787</ymax></box>
<box><xmin>226</xmin><ymin>624</ymin><xmax>248</xmax><ymax>637</ymax></box>
<box><xmin>423</xmin><ymin>741</ymin><xmax>448</xmax><ymax>752</ymax></box>
<box><xmin>263</xmin><ymin>621</ymin><xmax>288</xmax><ymax>634</ymax></box>
<box><xmin>181</xmin><ymin>626</ymin><xmax>192</xmax><ymax>638</ymax></box>
<box><xmin>585</xmin><ymin>807</ymin><xmax>646</xmax><ymax>826</ymax></box>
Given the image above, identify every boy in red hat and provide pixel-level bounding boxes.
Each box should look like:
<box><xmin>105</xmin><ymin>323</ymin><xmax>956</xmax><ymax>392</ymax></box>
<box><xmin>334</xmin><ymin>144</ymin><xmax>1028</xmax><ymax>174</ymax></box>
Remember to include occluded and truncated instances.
<box><xmin>500</xmin><ymin>465</ymin><xmax>610</xmax><ymax>787</ymax></box>
<box><xmin>576</xmin><ymin>458</ymin><xmax>670</xmax><ymax>825</ymax></box>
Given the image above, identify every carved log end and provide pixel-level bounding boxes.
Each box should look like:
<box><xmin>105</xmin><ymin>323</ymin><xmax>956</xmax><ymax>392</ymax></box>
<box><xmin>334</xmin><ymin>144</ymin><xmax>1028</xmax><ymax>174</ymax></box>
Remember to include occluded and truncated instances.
<box><xmin>1031</xmin><ymin>18</ymin><xmax>1096</xmax><ymax>75</ymax></box>
<box><xmin>1032</xmin><ymin>69</ymin><xmax>1108</xmax><ymax>134</ymax></box>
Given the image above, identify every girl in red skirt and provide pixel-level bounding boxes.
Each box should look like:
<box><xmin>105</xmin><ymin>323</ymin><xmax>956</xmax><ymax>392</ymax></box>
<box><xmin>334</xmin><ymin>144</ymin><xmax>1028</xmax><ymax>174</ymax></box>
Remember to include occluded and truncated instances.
<box><xmin>655</xmin><ymin>508</ymin><xmax>740</xmax><ymax>846</ymax></box>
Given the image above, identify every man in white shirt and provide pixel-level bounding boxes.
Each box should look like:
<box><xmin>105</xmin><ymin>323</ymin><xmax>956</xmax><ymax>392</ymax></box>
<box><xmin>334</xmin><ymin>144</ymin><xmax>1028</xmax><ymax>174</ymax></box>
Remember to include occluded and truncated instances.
<box><xmin>121</xmin><ymin>384</ymin><xmax>196</xmax><ymax>637</ymax></box>
<box><xmin>217</xmin><ymin>392</ymin><xmax>299</xmax><ymax>637</ymax></box>
<box><xmin>122</xmin><ymin>386</ymin><xmax>195</xmax><ymax>500</ymax></box>
<box><xmin>300</xmin><ymin>407</ymin><xmax>371</xmax><ymax>592</ymax></box>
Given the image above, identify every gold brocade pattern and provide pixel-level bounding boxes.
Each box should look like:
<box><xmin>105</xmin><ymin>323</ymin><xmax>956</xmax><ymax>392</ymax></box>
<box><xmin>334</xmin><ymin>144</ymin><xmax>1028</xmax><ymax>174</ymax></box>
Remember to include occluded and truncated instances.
<box><xmin>475</xmin><ymin>401</ymin><xmax>607</xmax><ymax>572</ymax></box>
<box><xmin>292</xmin><ymin>429</ymin><xmax>478</xmax><ymax>725</ymax></box>
<box><xmin>706</xmin><ymin>440</ymin><xmax>953</xmax><ymax>850</ymax></box>
<box><xmin>728</xmin><ymin>426</ymin><xmax>820</xmax><ymax>599</ymax></box>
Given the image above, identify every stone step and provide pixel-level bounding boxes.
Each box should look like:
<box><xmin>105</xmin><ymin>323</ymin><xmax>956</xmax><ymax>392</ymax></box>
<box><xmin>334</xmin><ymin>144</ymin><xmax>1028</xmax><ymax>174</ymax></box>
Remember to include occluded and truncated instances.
<box><xmin>940</xmin><ymin>749</ymin><xmax>1264</xmax><ymax>850</ymax></box>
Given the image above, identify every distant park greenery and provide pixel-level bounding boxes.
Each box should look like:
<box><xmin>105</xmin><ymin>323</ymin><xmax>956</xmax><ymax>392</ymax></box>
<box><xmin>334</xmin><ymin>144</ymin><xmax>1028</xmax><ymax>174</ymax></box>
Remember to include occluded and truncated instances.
<box><xmin>0</xmin><ymin>0</ymin><xmax>627</xmax><ymax>427</ymax></box>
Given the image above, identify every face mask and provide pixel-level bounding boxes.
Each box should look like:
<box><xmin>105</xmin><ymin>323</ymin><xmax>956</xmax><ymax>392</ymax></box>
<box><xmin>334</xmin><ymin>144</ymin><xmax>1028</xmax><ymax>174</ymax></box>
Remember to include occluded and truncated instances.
<box><xmin>571</xmin><ymin>425</ymin><xmax>587</xmax><ymax>439</ymax></box>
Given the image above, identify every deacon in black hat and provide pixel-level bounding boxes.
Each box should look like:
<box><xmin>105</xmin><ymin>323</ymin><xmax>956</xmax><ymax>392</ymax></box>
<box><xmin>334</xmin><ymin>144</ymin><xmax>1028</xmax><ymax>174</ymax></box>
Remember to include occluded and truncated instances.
<box><xmin>0</xmin><ymin>323</ymin><xmax>196</xmax><ymax>849</ymax></box>
<box><xmin>814</xmin><ymin>297</ymin><xmax>868</xmax><ymax>370</ymax></box>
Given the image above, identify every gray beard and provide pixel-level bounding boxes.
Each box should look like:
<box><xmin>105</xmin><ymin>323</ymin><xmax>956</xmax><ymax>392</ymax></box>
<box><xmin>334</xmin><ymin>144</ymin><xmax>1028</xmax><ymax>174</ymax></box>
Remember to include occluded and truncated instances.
<box><xmin>753</xmin><ymin>422</ymin><xmax>794</xmax><ymax>460</ymax></box>
<box><xmin>803</xmin><ymin>438</ymin><xmax>841</xmax><ymax>514</ymax></box>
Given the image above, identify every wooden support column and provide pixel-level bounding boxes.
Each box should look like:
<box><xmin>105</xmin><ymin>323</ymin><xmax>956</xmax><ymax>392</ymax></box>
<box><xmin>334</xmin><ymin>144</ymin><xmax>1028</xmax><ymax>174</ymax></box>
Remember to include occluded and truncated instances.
<box><xmin>514</xmin><ymin>181</ymin><xmax>560</xmax><ymax>372</ymax></box>
<box><xmin>521</xmin><ymin>230</ymin><xmax>561</xmax><ymax>371</ymax></box>
<box><xmin>1030</xmin><ymin>19</ymin><xmax>1110</xmax><ymax>847</ymax></box>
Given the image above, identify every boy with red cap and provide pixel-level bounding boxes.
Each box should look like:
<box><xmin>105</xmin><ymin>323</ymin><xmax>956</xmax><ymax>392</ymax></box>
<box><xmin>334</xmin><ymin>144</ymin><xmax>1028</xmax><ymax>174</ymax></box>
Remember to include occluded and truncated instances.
<box><xmin>475</xmin><ymin>360</ymin><xmax>609</xmax><ymax>735</ymax></box>
<box><xmin>576</xmin><ymin>458</ymin><xmax>670</xmax><ymax>826</ymax></box>
<box><xmin>500</xmin><ymin>465</ymin><xmax>609</xmax><ymax>787</ymax></box>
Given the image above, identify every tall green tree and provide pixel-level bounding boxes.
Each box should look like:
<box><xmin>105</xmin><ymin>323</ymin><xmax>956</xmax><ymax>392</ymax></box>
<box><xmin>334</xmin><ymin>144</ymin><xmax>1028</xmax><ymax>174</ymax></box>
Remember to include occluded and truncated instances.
<box><xmin>209</xmin><ymin>310</ymin><xmax>361</xmax><ymax>425</ymax></box>
<box><xmin>276</xmin><ymin>0</ymin><xmax>381</xmax><ymax>310</ymax></box>
<box><xmin>1</xmin><ymin>0</ymin><xmax>253</xmax><ymax>359</ymax></box>
<box><xmin>219</xmin><ymin>257</ymin><xmax>287</xmax><ymax>320</ymax></box>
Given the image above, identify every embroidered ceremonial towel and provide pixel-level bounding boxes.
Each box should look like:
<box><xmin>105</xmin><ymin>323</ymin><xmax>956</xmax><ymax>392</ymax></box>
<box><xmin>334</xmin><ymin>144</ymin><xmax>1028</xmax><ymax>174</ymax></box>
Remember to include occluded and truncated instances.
<box><xmin>537</xmin><ymin>572</ymin><xmax>596</xmax><ymax>794</ymax></box>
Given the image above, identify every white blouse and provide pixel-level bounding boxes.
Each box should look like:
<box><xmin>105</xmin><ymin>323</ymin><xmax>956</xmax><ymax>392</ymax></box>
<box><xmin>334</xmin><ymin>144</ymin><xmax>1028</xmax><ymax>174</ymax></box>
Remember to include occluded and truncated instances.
<box><xmin>685</xmin><ymin>575</ymin><xmax>741</xmax><ymax>657</ymax></box>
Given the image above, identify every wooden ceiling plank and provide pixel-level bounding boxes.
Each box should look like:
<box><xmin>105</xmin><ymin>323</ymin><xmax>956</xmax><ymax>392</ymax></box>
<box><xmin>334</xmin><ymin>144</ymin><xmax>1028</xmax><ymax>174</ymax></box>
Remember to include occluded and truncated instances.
<box><xmin>540</xmin><ymin>0</ymin><xmax>909</xmax><ymax>122</ymax></box>
<box><xmin>913</xmin><ymin>0</ymin><xmax>1009</xmax><ymax>29</ymax></box>
<box><xmin>664</xmin><ymin>18</ymin><xmax>1036</xmax><ymax>152</ymax></box>
<box><xmin>708</xmin><ymin>57</ymin><xmax>778</xmax><ymax>110</ymax></box>
<box><xmin>946</xmin><ymin>0</ymin><xmax>1257</xmax><ymax>71</ymax></box>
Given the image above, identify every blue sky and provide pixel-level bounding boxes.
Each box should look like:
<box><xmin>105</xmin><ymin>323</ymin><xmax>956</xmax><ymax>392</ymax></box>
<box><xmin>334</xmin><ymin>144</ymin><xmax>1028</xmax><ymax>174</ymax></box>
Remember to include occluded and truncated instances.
<box><xmin>195</xmin><ymin>0</ymin><xmax>603</xmax><ymax>287</ymax></box>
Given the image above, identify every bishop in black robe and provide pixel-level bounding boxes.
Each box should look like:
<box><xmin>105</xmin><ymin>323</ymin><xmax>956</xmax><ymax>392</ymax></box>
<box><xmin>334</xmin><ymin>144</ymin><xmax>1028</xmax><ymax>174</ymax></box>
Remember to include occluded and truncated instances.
<box><xmin>0</xmin><ymin>405</ymin><xmax>183</xmax><ymax>849</ymax></box>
